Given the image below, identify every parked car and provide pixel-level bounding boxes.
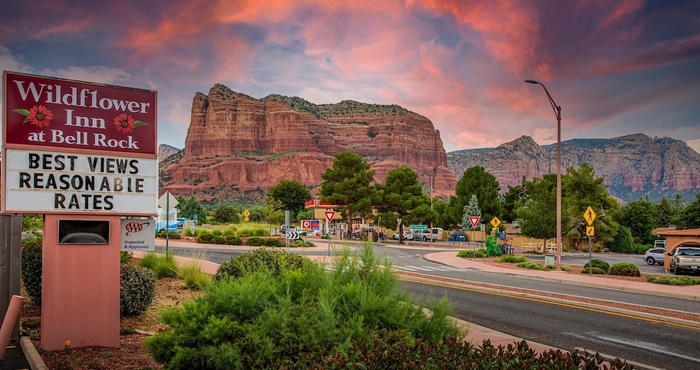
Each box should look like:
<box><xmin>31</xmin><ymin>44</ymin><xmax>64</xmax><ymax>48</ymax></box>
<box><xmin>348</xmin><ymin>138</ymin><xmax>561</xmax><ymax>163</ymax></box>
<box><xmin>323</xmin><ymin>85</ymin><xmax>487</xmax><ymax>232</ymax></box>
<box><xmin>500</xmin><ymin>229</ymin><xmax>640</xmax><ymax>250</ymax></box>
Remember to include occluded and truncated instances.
<box><xmin>391</xmin><ymin>231</ymin><xmax>414</xmax><ymax>240</ymax></box>
<box><xmin>449</xmin><ymin>230</ymin><xmax>466</xmax><ymax>242</ymax></box>
<box><xmin>643</xmin><ymin>248</ymin><xmax>665</xmax><ymax>265</ymax></box>
<box><xmin>415</xmin><ymin>229</ymin><xmax>437</xmax><ymax>242</ymax></box>
<box><xmin>668</xmin><ymin>246</ymin><xmax>700</xmax><ymax>275</ymax></box>
<box><xmin>352</xmin><ymin>228</ymin><xmax>379</xmax><ymax>242</ymax></box>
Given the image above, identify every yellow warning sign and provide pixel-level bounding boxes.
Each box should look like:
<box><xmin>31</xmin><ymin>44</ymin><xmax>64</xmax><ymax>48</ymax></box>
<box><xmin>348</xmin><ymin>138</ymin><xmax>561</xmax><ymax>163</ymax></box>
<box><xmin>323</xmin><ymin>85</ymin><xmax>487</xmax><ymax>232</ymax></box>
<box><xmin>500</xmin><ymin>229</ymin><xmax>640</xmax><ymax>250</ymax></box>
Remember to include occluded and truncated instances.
<box><xmin>583</xmin><ymin>206</ymin><xmax>597</xmax><ymax>225</ymax></box>
<box><xmin>490</xmin><ymin>216</ymin><xmax>501</xmax><ymax>229</ymax></box>
<box><xmin>586</xmin><ymin>226</ymin><xmax>595</xmax><ymax>237</ymax></box>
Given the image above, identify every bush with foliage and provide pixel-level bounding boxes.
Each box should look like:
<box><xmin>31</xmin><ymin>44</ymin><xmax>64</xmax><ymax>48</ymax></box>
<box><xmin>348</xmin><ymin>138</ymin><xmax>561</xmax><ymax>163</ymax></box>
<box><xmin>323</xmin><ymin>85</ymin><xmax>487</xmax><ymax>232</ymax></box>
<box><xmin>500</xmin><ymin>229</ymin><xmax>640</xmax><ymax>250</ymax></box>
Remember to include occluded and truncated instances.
<box><xmin>120</xmin><ymin>264</ymin><xmax>156</xmax><ymax>316</ymax></box>
<box><xmin>146</xmin><ymin>245</ymin><xmax>462</xmax><ymax>369</ymax></box>
<box><xmin>21</xmin><ymin>237</ymin><xmax>43</xmax><ymax>306</ymax></box>
<box><xmin>194</xmin><ymin>228</ymin><xmax>209</xmax><ymax>237</ymax></box>
<box><xmin>581</xmin><ymin>267</ymin><xmax>607</xmax><ymax>274</ymax></box>
<box><xmin>516</xmin><ymin>261</ymin><xmax>545</xmax><ymax>270</ymax></box>
<box><xmin>213</xmin><ymin>248</ymin><xmax>306</xmax><ymax>282</ymax></box>
<box><xmin>608</xmin><ymin>263</ymin><xmax>641</xmax><ymax>277</ymax></box>
<box><xmin>156</xmin><ymin>231</ymin><xmax>180</xmax><ymax>239</ymax></box>
<box><xmin>212</xmin><ymin>236</ymin><xmax>226</xmax><ymax>244</ymax></box>
<box><xmin>237</xmin><ymin>227</ymin><xmax>256</xmax><ymax>237</ymax></box>
<box><xmin>197</xmin><ymin>233</ymin><xmax>213</xmax><ymax>243</ymax></box>
<box><xmin>226</xmin><ymin>235</ymin><xmax>243</xmax><ymax>245</ymax></box>
<box><xmin>176</xmin><ymin>261</ymin><xmax>211</xmax><ymax>290</ymax></box>
<box><xmin>457</xmin><ymin>249</ymin><xmax>486</xmax><ymax>258</ymax></box>
<box><xmin>211</xmin><ymin>228</ymin><xmax>223</xmax><ymax>237</ymax></box>
<box><xmin>120</xmin><ymin>251</ymin><xmax>133</xmax><ymax>264</ymax></box>
<box><xmin>270</xmin><ymin>338</ymin><xmax>634</xmax><ymax>370</ymax></box>
<box><xmin>583</xmin><ymin>258</ymin><xmax>610</xmax><ymax>273</ymax></box>
<box><xmin>495</xmin><ymin>255</ymin><xmax>527</xmax><ymax>263</ymax></box>
<box><xmin>646</xmin><ymin>275</ymin><xmax>700</xmax><ymax>285</ymax></box>
<box><xmin>561</xmin><ymin>265</ymin><xmax>571</xmax><ymax>272</ymax></box>
<box><xmin>608</xmin><ymin>225</ymin><xmax>635</xmax><ymax>254</ymax></box>
<box><xmin>223</xmin><ymin>226</ymin><xmax>237</xmax><ymax>236</ymax></box>
<box><xmin>246</xmin><ymin>236</ymin><xmax>266</xmax><ymax>246</ymax></box>
<box><xmin>291</xmin><ymin>240</ymin><xmax>314</xmax><ymax>248</ymax></box>
<box><xmin>634</xmin><ymin>244</ymin><xmax>651</xmax><ymax>254</ymax></box>
<box><xmin>139</xmin><ymin>252</ymin><xmax>178</xmax><ymax>279</ymax></box>
<box><xmin>264</xmin><ymin>238</ymin><xmax>284</xmax><ymax>247</ymax></box>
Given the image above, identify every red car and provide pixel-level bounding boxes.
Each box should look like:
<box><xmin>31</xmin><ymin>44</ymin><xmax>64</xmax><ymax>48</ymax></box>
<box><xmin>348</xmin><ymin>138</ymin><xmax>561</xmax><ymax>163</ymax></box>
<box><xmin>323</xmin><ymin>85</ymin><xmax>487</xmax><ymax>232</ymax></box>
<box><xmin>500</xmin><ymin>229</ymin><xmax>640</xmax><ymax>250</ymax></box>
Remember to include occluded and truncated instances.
<box><xmin>351</xmin><ymin>228</ymin><xmax>378</xmax><ymax>242</ymax></box>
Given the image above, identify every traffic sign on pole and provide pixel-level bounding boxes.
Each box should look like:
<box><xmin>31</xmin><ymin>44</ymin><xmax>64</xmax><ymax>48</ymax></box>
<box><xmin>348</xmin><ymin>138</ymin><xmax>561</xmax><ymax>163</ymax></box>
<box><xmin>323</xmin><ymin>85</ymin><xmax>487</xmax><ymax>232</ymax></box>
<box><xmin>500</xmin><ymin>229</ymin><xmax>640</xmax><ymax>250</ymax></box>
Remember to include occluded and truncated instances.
<box><xmin>586</xmin><ymin>226</ymin><xmax>595</xmax><ymax>237</ymax></box>
<box><xmin>584</xmin><ymin>206</ymin><xmax>597</xmax><ymax>225</ymax></box>
<box><xmin>409</xmin><ymin>225</ymin><xmax>427</xmax><ymax>230</ymax></box>
<box><xmin>468</xmin><ymin>216</ymin><xmax>481</xmax><ymax>228</ymax></box>
<box><xmin>490</xmin><ymin>217</ymin><xmax>501</xmax><ymax>229</ymax></box>
<box><xmin>324</xmin><ymin>211</ymin><xmax>335</xmax><ymax>223</ymax></box>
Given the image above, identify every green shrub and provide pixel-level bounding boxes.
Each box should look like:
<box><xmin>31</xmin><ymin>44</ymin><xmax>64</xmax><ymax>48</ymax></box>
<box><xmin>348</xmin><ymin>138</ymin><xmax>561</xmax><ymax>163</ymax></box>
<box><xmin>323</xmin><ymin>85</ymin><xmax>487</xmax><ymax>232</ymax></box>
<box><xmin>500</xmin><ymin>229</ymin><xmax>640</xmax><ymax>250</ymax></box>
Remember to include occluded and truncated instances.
<box><xmin>225</xmin><ymin>235</ymin><xmax>243</xmax><ymax>245</ymax></box>
<box><xmin>223</xmin><ymin>226</ymin><xmax>236</xmax><ymax>236</ymax></box>
<box><xmin>608</xmin><ymin>225</ymin><xmax>635</xmax><ymax>254</ymax></box>
<box><xmin>516</xmin><ymin>261</ymin><xmax>545</xmax><ymax>270</ymax></box>
<box><xmin>183</xmin><ymin>228</ymin><xmax>193</xmax><ymax>237</ymax></box>
<box><xmin>194</xmin><ymin>228</ymin><xmax>208</xmax><ymax>237</ymax></box>
<box><xmin>213</xmin><ymin>248</ymin><xmax>307</xmax><ymax>282</ymax></box>
<box><xmin>495</xmin><ymin>255</ymin><xmax>527</xmax><ymax>263</ymax></box>
<box><xmin>197</xmin><ymin>233</ymin><xmax>213</xmax><ymax>243</ymax></box>
<box><xmin>583</xmin><ymin>258</ymin><xmax>610</xmax><ymax>273</ymax></box>
<box><xmin>212</xmin><ymin>236</ymin><xmax>226</xmax><ymax>244</ymax></box>
<box><xmin>264</xmin><ymin>238</ymin><xmax>283</xmax><ymax>247</ymax></box>
<box><xmin>120</xmin><ymin>264</ymin><xmax>156</xmax><ymax>316</ymax></box>
<box><xmin>581</xmin><ymin>267</ymin><xmax>607</xmax><ymax>274</ymax></box>
<box><xmin>634</xmin><ymin>244</ymin><xmax>651</xmax><ymax>254</ymax></box>
<box><xmin>176</xmin><ymin>262</ymin><xmax>211</xmax><ymax>290</ymax></box>
<box><xmin>21</xmin><ymin>237</ymin><xmax>43</xmax><ymax>306</ymax></box>
<box><xmin>609</xmin><ymin>262</ymin><xmax>641</xmax><ymax>277</ymax></box>
<box><xmin>291</xmin><ymin>240</ymin><xmax>314</xmax><ymax>248</ymax></box>
<box><xmin>120</xmin><ymin>251</ymin><xmax>133</xmax><ymax>264</ymax></box>
<box><xmin>561</xmin><ymin>265</ymin><xmax>571</xmax><ymax>272</ymax></box>
<box><xmin>211</xmin><ymin>228</ymin><xmax>223</xmax><ymax>236</ymax></box>
<box><xmin>646</xmin><ymin>275</ymin><xmax>700</xmax><ymax>285</ymax></box>
<box><xmin>253</xmin><ymin>228</ymin><xmax>268</xmax><ymax>236</ymax></box>
<box><xmin>140</xmin><ymin>252</ymin><xmax>178</xmax><ymax>279</ymax></box>
<box><xmin>146</xmin><ymin>245</ymin><xmax>463</xmax><ymax>369</ymax></box>
<box><xmin>237</xmin><ymin>228</ymin><xmax>255</xmax><ymax>237</ymax></box>
<box><xmin>457</xmin><ymin>249</ymin><xmax>486</xmax><ymax>258</ymax></box>
<box><xmin>246</xmin><ymin>236</ymin><xmax>265</xmax><ymax>246</ymax></box>
<box><xmin>138</xmin><ymin>252</ymin><xmax>159</xmax><ymax>270</ymax></box>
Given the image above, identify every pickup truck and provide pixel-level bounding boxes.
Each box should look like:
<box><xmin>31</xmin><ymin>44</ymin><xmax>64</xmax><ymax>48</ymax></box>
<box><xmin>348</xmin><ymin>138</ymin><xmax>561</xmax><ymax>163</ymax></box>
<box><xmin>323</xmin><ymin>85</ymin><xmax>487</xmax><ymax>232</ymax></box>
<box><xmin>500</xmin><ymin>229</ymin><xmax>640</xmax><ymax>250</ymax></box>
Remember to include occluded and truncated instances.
<box><xmin>668</xmin><ymin>246</ymin><xmax>700</xmax><ymax>275</ymax></box>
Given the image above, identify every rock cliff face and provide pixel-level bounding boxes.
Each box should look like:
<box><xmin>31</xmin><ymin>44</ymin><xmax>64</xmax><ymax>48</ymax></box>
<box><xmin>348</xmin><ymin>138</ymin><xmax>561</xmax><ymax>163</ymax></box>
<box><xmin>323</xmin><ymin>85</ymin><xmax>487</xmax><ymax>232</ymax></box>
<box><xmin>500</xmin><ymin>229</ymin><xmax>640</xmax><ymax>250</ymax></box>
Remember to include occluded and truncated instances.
<box><xmin>159</xmin><ymin>84</ymin><xmax>457</xmax><ymax>202</ymax></box>
<box><xmin>447</xmin><ymin>134</ymin><xmax>700</xmax><ymax>202</ymax></box>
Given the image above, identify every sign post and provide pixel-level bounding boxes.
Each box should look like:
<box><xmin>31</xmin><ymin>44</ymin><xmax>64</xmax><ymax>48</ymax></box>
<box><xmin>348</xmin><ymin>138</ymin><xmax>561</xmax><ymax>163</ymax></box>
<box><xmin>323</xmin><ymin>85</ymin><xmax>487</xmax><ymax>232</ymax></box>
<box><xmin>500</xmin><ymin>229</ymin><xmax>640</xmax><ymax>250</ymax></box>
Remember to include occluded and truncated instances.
<box><xmin>468</xmin><ymin>216</ymin><xmax>481</xmax><ymax>228</ymax></box>
<box><xmin>158</xmin><ymin>191</ymin><xmax>178</xmax><ymax>255</ymax></box>
<box><xmin>324</xmin><ymin>211</ymin><xmax>335</xmax><ymax>257</ymax></box>
<box><xmin>584</xmin><ymin>207</ymin><xmax>597</xmax><ymax>275</ymax></box>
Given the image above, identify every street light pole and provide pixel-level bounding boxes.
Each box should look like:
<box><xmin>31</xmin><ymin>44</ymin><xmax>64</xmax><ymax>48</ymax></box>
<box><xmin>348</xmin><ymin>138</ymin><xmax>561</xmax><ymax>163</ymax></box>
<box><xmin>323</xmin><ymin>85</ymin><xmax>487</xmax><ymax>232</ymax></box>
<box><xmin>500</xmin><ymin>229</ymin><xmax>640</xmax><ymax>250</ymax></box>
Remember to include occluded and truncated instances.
<box><xmin>525</xmin><ymin>79</ymin><xmax>562</xmax><ymax>271</ymax></box>
<box><xmin>429</xmin><ymin>166</ymin><xmax>442</xmax><ymax>246</ymax></box>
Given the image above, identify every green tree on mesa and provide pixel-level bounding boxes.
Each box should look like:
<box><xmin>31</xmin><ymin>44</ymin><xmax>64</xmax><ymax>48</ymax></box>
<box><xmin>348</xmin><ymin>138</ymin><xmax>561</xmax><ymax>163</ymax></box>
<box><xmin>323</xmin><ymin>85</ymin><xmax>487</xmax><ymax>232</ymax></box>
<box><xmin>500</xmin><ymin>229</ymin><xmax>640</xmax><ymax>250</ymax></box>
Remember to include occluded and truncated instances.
<box><xmin>320</xmin><ymin>152</ymin><xmax>376</xmax><ymax>238</ymax></box>
<box><xmin>266</xmin><ymin>179</ymin><xmax>312</xmax><ymax>218</ymax></box>
<box><xmin>447</xmin><ymin>166</ymin><xmax>502</xmax><ymax>229</ymax></box>
<box><xmin>618</xmin><ymin>197</ymin><xmax>655</xmax><ymax>245</ymax></box>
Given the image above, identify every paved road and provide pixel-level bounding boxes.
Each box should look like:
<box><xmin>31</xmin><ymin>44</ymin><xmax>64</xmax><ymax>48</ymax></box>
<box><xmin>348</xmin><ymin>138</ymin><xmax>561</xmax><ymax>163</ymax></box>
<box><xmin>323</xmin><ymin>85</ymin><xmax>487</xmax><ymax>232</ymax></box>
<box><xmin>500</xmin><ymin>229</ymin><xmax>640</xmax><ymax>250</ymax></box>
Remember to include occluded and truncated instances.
<box><xmin>405</xmin><ymin>281</ymin><xmax>699</xmax><ymax>370</ymax></box>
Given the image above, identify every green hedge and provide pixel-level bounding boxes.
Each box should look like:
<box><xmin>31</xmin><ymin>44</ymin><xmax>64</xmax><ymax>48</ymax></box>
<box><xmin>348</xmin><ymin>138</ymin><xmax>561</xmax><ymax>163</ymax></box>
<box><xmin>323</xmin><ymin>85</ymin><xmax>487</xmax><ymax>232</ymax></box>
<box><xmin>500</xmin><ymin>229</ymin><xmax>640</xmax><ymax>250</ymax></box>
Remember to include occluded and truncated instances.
<box><xmin>583</xmin><ymin>258</ymin><xmax>610</xmax><ymax>273</ymax></box>
<box><xmin>457</xmin><ymin>249</ymin><xmax>486</xmax><ymax>258</ymax></box>
<box><xmin>120</xmin><ymin>264</ymin><xmax>156</xmax><ymax>316</ymax></box>
<box><xmin>21</xmin><ymin>237</ymin><xmax>43</xmax><ymax>306</ymax></box>
<box><xmin>609</xmin><ymin>262</ymin><xmax>641</xmax><ymax>277</ymax></box>
<box><xmin>213</xmin><ymin>248</ymin><xmax>306</xmax><ymax>282</ymax></box>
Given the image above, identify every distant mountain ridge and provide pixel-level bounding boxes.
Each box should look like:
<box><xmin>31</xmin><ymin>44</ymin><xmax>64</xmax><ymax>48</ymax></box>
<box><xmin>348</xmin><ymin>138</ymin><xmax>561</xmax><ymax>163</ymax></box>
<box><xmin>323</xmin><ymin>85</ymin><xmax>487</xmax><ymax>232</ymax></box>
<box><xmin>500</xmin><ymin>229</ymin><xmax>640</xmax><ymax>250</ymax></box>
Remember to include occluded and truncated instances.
<box><xmin>447</xmin><ymin>133</ymin><xmax>700</xmax><ymax>202</ymax></box>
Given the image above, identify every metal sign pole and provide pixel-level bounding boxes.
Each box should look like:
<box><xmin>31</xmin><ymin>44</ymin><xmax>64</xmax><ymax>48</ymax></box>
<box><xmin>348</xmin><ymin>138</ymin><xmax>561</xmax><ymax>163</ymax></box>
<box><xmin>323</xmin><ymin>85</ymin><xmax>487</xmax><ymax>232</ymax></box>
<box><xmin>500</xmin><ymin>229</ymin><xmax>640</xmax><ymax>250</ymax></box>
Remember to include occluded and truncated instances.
<box><xmin>165</xmin><ymin>193</ymin><xmax>170</xmax><ymax>255</ymax></box>
<box><xmin>588</xmin><ymin>236</ymin><xmax>592</xmax><ymax>275</ymax></box>
<box><xmin>327</xmin><ymin>219</ymin><xmax>331</xmax><ymax>257</ymax></box>
<box><xmin>285</xmin><ymin>210</ymin><xmax>290</xmax><ymax>252</ymax></box>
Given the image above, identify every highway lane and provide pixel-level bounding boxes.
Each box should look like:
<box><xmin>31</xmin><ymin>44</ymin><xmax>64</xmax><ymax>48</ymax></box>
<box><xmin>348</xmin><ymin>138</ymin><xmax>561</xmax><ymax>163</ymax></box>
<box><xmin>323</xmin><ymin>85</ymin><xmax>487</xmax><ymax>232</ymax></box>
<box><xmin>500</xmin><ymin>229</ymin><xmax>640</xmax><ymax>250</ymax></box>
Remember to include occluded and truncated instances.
<box><xmin>403</xmin><ymin>281</ymin><xmax>700</xmax><ymax>370</ymax></box>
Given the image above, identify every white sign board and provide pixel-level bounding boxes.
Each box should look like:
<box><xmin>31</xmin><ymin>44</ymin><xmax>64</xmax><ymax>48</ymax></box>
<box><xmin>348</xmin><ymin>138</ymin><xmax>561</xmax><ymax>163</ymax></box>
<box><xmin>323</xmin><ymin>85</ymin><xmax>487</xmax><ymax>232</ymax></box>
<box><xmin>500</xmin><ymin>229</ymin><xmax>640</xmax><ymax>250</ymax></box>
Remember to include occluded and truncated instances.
<box><xmin>120</xmin><ymin>218</ymin><xmax>156</xmax><ymax>251</ymax></box>
<box><xmin>3</xmin><ymin>148</ymin><xmax>157</xmax><ymax>214</ymax></box>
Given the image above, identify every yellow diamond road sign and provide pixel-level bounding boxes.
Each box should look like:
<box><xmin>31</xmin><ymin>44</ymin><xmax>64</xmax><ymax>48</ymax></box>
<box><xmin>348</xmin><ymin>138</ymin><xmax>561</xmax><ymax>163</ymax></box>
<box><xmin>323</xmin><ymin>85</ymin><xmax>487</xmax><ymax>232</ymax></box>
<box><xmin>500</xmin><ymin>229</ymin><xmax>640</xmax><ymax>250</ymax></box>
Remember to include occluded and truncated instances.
<box><xmin>586</xmin><ymin>226</ymin><xmax>595</xmax><ymax>237</ymax></box>
<box><xmin>584</xmin><ymin>206</ymin><xmax>597</xmax><ymax>225</ymax></box>
<box><xmin>490</xmin><ymin>216</ymin><xmax>501</xmax><ymax>229</ymax></box>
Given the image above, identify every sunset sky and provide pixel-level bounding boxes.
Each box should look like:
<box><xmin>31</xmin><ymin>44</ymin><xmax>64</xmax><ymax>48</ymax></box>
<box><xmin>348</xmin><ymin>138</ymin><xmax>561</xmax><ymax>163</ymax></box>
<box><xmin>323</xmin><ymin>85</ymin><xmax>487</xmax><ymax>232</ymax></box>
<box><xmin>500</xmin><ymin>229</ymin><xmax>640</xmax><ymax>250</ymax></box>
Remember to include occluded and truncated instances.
<box><xmin>1</xmin><ymin>0</ymin><xmax>698</xmax><ymax>153</ymax></box>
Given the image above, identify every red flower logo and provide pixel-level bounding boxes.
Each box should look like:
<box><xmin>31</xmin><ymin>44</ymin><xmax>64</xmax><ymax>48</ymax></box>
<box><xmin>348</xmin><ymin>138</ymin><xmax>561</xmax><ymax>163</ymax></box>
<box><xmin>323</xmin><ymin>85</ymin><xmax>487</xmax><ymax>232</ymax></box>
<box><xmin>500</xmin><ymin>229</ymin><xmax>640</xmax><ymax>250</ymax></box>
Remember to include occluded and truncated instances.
<box><xmin>13</xmin><ymin>105</ymin><xmax>54</xmax><ymax>128</ymax></box>
<box><xmin>114</xmin><ymin>113</ymin><xmax>148</xmax><ymax>134</ymax></box>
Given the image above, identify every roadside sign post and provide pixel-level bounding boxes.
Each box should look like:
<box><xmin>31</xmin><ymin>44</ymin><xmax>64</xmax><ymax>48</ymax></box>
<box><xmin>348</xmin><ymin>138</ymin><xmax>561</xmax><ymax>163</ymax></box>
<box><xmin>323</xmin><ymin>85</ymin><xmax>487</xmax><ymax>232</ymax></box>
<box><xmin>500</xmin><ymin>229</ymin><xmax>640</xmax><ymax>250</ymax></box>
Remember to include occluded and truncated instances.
<box><xmin>584</xmin><ymin>207</ymin><xmax>597</xmax><ymax>275</ymax></box>
<box><xmin>158</xmin><ymin>192</ymin><xmax>178</xmax><ymax>255</ymax></box>
<box><xmin>285</xmin><ymin>210</ymin><xmax>290</xmax><ymax>252</ymax></box>
<box><xmin>324</xmin><ymin>211</ymin><xmax>335</xmax><ymax>257</ymax></box>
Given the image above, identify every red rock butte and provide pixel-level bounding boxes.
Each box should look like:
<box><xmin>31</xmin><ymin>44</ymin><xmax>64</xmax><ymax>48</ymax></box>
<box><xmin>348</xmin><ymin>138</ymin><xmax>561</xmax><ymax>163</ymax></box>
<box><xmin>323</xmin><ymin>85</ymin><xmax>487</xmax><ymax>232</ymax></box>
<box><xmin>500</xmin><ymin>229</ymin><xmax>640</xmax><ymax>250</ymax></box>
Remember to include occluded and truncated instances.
<box><xmin>160</xmin><ymin>84</ymin><xmax>457</xmax><ymax>202</ymax></box>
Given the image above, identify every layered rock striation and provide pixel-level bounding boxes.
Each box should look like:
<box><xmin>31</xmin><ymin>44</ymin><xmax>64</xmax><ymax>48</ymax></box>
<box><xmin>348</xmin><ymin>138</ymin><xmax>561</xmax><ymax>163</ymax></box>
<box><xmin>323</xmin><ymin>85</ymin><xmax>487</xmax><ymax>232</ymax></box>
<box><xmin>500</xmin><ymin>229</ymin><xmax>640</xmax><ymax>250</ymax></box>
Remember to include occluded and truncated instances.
<box><xmin>160</xmin><ymin>84</ymin><xmax>457</xmax><ymax>201</ymax></box>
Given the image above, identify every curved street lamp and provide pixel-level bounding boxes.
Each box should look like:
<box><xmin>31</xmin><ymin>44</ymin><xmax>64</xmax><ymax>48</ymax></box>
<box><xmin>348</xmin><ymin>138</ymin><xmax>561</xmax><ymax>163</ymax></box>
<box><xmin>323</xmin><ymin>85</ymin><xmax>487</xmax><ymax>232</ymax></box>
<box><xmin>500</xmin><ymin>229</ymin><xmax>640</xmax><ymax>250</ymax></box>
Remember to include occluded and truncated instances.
<box><xmin>525</xmin><ymin>79</ymin><xmax>562</xmax><ymax>271</ymax></box>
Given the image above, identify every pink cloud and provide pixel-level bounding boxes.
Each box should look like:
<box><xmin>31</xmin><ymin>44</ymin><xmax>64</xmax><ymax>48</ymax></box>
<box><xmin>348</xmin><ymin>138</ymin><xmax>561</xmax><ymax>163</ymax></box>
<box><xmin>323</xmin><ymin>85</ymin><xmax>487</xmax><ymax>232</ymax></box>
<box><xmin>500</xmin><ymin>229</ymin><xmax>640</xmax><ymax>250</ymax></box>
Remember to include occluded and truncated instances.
<box><xmin>598</xmin><ymin>0</ymin><xmax>644</xmax><ymax>28</ymax></box>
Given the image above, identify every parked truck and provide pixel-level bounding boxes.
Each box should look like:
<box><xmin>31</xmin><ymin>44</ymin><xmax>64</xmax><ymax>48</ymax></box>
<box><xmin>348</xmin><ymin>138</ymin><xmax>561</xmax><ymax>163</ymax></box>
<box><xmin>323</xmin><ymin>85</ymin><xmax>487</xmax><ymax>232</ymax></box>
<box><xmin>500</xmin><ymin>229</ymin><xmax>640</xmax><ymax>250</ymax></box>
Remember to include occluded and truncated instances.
<box><xmin>668</xmin><ymin>246</ymin><xmax>700</xmax><ymax>275</ymax></box>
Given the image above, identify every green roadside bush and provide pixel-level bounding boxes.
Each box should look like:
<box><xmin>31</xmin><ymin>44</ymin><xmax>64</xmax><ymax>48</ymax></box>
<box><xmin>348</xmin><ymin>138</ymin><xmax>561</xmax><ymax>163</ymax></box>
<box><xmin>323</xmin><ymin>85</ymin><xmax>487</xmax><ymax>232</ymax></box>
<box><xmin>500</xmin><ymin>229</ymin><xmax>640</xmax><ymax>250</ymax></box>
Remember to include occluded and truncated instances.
<box><xmin>264</xmin><ymin>238</ymin><xmax>284</xmax><ymax>247</ymax></box>
<box><xmin>608</xmin><ymin>225</ymin><xmax>634</xmax><ymax>254</ymax></box>
<box><xmin>495</xmin><ymin>255</ymin><xmax>527</xmax><ymax>263</ymax></box>
<box><xmin>213</xmin><ymin>248</ymin><xmax>306</xmax><ymax>282</ymax></box>
<box><xmin>146</xmin><ymin>245</ymin><xmax>463</xmax><ymax>370</ymax></box>
<box><xmin>156</xmin><ymin>231</ymin><xmax>180</xmax><ymax>239</ymax></box>
<box><xmin>197</xmin><ymin>233</ymin><xmax>213</xmax><ymax>243</ymax></box>
<box><xmin>291</xmin><ymin>240</ymin><xmax>314</xmax><ymax>248</ymax></box>
<box><xmin>121</xmin><ymin>251</ymin><xmax>133</xmax><ymax>264</ymax></box>
<box><xmin>516</xmin><ymin>261</ymin><xmax>545</xmax><ymax>270</ymax></box>
<box><xmin>182</xmin><ymin>228</ymin><xmax>193</xmax><ymax>237</ymax></box>
<box><xmin>246</xmin><ymin>236</ymin><xmax>266</xmax><ymax>246</ymax></box>
<box><xmin>21</xmin><ymin>237</ymin><xmax>43</xmax><ymax>306</ymax></box>
<box><xmin>194</xmin><ymin>228</ymin><xmax>209</xmax><ymax>237</ymax></box>
<box><xmin>120</xmin><ymin>264</ymin><xmax>156</xmax><ymax>316</ymax></box>
<box><xmin>646</xmin><ymin>275</ymin><xmax>700</xmax><ymax>285</ymax></box>
<box><xmin>609</xmin><ymin>263</ymin><xmax>641</xmax><ymax>277</ymax></box>
<box><xmin>211</xmin><ymin>235</ymin><xmax>226</xmax><ymax>244</ymax></box>
<box><xmin>583</xmin><ymin>258</ymin><xmax>610</xmax><ymax>273</ymax></box>
<box><xmin>457</xmin><ymin>249</ymin><xmax>486</xmax><ymax>258</ymax></box>
<box><xmin>581</xmin><ymin>267</ymin><xmax>607</xmax><ymax>274</ymax></box>
<box><xmin>223</xmin><ymin>226</ymin><xmax>236</xmax><ymax>236</ymax></box>
<box><xmin>225</xmin><ymin>235</ymin><xmax>243</xmax><ymax>245</ymax></box>
<box><xmin>237</xmin><ymin>227</ymin><xmax>256</xmax><ymax>237</ymax></box>
<box><xmin>211</xmin><ymin>228</ymin><xmax>223</xmax><ymax>237</ymax></box>
<box><xmin>561</xmin><ymin>265</ymin><xmax>571</xmax><ymax>272</ymax></box>
<box><xmin>176</xmin><ymin>261</ymin><xmax>211</xmax><ymax>290</ymax></box>
<box><xmin>253</xmin><ymin>228</ymin><xmax>268</xmax><ymax>236</ymax></box>
<box><xmin>634</xmin><ymin>244</ymin><xmax>651</xmax><ymax>254</ymax></box>
<box><xmin>139</xmin><ymin>252</ymin><xmax>178</xmax><ymax>279</ymax></box>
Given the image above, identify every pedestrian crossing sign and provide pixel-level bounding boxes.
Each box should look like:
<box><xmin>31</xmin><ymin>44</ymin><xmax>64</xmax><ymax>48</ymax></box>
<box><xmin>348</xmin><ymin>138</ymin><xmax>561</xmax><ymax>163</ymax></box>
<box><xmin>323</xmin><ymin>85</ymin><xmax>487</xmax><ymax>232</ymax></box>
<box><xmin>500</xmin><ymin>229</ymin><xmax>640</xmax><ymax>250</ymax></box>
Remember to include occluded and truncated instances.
<box><xmin>584</xmin><ymin>206</ymin><xmax>596</xmax><ymax>225</ymax></box>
